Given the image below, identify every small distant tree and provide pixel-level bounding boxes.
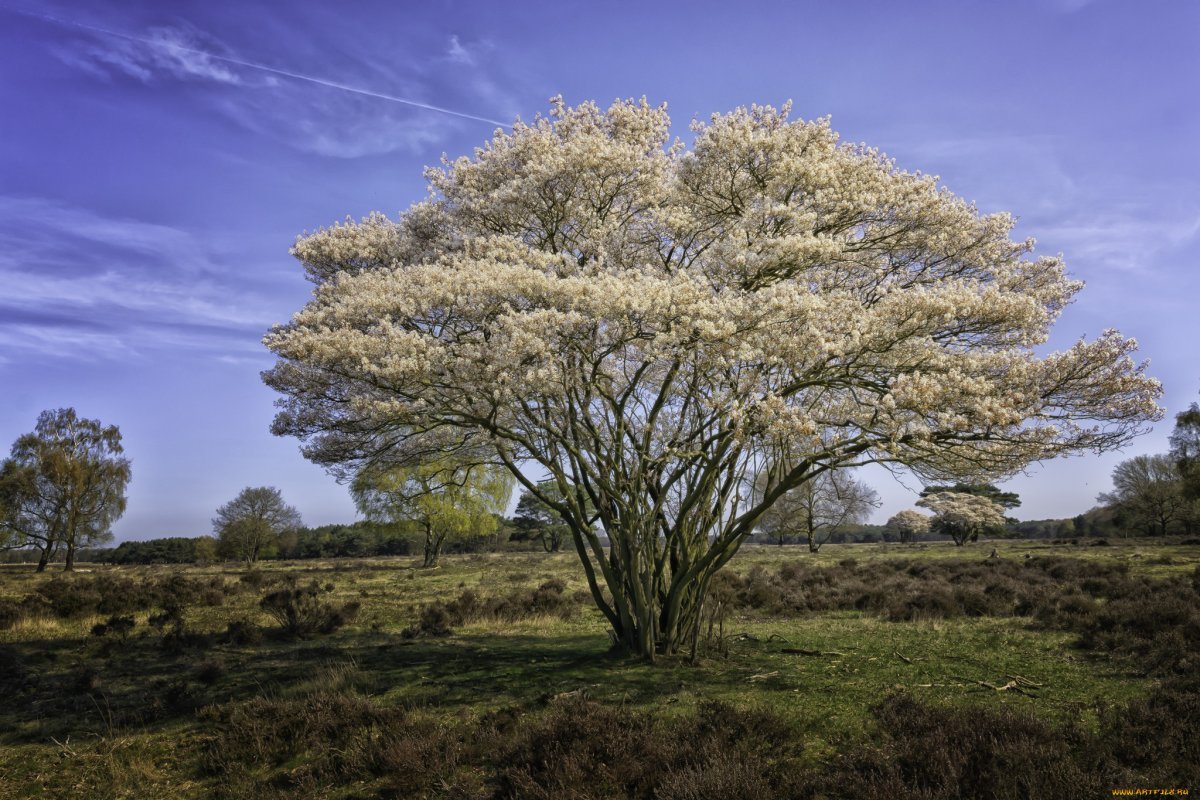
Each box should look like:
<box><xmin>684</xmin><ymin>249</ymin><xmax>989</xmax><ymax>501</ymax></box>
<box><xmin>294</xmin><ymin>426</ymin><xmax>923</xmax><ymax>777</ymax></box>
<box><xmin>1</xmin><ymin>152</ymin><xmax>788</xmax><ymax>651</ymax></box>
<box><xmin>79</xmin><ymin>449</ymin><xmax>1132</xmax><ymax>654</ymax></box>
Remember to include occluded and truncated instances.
<box><xmin>916</xmin><ymin>492</ymin><xmax>1006</xmax><ymax>546</ymax></box>
<box><xmin>352</xmin><ymin>459</ymin><xmax>513</xmax><ymax>567</ymax></box>
<box><xmin>885</xmin><ymin>509</ymin><xmax>931</xmax><ymax>544</ymax></box>
<box><xmin>213</xmin><ymin>486</ymin><xmax>302</xmax><ymax>564</ymax></box>
<box><xmin>193</xmin><ymin>536</ymin><xmax>219</xmax><ymax>563</ymax></box>
<box><xmin>1098</xmin><ymin>454</ymin><xmax>1189</xmax><ymax>537</ymax></box>
<box><xmin>512</xmin><ymin>480</ymin><xmax>572</xmax><ymax>552</ymax></box>
<box><xmin>755</xmin><ymin>470</ymin><xmax>879</xmax><ymax>551</ymax></box>
<box><xmin>0</xmin><ymin>409</ymin><xmax>131</xmax><ymax>571</ymax></box>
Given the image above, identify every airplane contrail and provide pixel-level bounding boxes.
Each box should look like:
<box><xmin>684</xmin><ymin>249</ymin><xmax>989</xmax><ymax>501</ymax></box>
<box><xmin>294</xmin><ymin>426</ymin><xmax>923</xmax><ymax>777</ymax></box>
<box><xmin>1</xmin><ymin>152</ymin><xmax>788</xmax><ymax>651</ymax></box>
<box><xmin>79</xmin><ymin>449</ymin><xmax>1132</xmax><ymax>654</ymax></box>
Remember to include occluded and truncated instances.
<box><xmin>2</xmin><ymin>3</ymin><xmax>511</xmax><ymax>128</ymax></box>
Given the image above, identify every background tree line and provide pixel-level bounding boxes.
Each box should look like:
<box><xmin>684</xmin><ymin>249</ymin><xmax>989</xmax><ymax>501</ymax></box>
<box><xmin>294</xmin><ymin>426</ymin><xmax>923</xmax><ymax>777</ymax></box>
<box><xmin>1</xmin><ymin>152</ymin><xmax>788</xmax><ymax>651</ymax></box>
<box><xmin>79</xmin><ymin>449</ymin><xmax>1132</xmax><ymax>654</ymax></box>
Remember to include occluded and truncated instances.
<box><xmin>1096</xmin><ymin>401</ymin><xmax>1200</xmax><ymax>537</ymax></box>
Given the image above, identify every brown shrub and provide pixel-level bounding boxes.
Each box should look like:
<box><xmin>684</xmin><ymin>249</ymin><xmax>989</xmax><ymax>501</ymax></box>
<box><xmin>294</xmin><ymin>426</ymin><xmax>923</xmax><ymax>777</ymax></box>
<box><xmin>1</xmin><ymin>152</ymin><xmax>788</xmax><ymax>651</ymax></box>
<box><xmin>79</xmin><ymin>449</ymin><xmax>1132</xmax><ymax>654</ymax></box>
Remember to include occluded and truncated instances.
<box><xmin>200</xmin><ymin>689</ymin><xmax>461</xmax><ymax>799</ymax></box>
<box><xmin>259</xmin><ymin>580</ymin><xmax>359</xmax><ymax>638</ymax></box>
<box><xmin>402</xmin><ymin>580</ymin><xmax>583</xmax><ymax>638</ymax></box>
<box><xmin>0</xmin><ymin>599</ymin><xmax>23</xmax><ymax>630</ymax></box>
<box><xmin>811</xmin><ymin>693</ymin><xmax>1104</xmax><ymax>800</ymax></box>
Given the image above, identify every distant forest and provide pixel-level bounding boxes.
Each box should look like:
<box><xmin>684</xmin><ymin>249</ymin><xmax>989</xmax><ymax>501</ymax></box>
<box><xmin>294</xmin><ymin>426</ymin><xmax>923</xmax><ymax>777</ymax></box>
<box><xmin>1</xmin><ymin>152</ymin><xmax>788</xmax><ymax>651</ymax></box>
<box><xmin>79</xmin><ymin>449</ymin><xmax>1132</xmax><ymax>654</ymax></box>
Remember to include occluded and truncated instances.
<box><xmin>1</xmin><ymin>506</ymin><xmax>1186</xmax><ymax>567</ymax></box>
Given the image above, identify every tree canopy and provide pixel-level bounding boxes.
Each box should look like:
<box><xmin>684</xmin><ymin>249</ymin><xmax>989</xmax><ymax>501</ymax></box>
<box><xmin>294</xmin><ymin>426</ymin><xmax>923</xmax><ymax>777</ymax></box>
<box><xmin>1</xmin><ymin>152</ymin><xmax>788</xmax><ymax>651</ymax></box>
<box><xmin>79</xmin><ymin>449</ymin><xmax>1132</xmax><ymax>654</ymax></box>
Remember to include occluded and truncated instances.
<box><xmin>1098</xmin><ymin>454</ymin><xmax>1193</xmax><ymax>537</ymax></box>
<box><xmin>512</xmin><ymin>480</ymin><xmax>574</xmax><ymax>552</ymax></box>
<box><xmin>885</xmin><ymin>509</ymin><xmax>931</xmax><ymax>544</ymax></box>
<box><xmin>919</xmin><ymin>483</ymin><xmax>1020</xmax><ymax>511</ymax></box>
<box><xmin>213</xmin><ymin>486</ymin><xmax>302</xmax><ymax>565</ymax></box>
<box><xmin>916</xmin><ymin>492</ymin><xmax>1007</xmax><ymax>546</ymax></box>
<box><xmin>352</xmin><ymin>459</ymin><xmax>513</xmax><ymax>567</ymax></box>
<box><xmin>0</xmin><ymin>408</ymin><xmax>130</xmax><ymax>571</ymax></box>
<box><xmin>264</xmin><ymin>98</ymin><xmax>1161</xmax><ymax>659</ymax></box>
<box><xmin>1170</xmin><ymin>402</ymin><xmax>1200</xmax><ymax>502</ymax></box>
<box><xmin>754</xmin><ymin>469</ymin><xmax>878</xmax><ymax>550</ymax></box>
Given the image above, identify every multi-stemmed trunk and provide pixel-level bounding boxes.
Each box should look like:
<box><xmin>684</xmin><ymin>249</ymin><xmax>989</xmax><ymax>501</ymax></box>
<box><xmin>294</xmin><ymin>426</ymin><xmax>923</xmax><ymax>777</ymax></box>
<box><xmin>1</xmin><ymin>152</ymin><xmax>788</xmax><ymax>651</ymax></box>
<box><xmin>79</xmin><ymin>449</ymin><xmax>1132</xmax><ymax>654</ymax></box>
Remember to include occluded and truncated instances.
<box><xmin>566</xmin><ymin>510</ymin><xmax>748</xmax><ymax>662</ymax></box>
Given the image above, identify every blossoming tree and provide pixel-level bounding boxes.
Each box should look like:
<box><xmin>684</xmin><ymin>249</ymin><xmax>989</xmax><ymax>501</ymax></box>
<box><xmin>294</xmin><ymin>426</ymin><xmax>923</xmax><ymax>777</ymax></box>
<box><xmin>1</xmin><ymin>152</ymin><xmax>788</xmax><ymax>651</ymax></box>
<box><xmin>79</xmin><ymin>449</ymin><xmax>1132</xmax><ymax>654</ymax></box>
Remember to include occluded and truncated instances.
<box><xmin>884</xmin><ymin>509</ymin><xmax>932</xmax><ymax>544</ymax></box>
<box><xmin>264</xmin><ymin>98</ymin><xmax>1161</xmax><ymax>659</ymax></box>
<box><xmin>916</xmin><ymin>492</ymin><xmax>1007</xmax><ymax>546</ymax></box>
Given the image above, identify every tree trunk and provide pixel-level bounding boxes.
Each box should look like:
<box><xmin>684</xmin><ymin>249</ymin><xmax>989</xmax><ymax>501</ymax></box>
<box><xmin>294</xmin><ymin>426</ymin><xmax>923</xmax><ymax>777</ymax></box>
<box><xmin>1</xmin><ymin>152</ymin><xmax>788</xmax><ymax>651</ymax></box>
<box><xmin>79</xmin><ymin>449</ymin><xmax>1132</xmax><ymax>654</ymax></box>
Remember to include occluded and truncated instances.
<box><xmin>422</xmin><ymin>525</ymin><xmax>441</xmax><ymax>568</ymax></box>
<box><xmin>64</xmin><ymin>543</ymin><xmax>75</xmax><ymax>571</ymax></box>
<box><xmin>36</xmin><ymin>546</ymin><xmax>50</xmax><ymax>572</ymax></box>
<box><xmin>575</xmin><ymin>521</ymin><xmax>722</xmax><ymax>663</ymax></box>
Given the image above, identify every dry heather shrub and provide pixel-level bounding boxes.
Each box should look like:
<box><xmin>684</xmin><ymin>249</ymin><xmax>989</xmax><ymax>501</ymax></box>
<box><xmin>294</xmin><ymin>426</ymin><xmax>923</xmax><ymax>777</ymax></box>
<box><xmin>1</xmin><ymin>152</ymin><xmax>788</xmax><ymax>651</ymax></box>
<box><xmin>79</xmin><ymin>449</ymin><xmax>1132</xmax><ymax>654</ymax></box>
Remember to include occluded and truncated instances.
<box><xmin>494</xmin><ymin>698</ymin><xmax>804</xmax><ymax>800</ymax></box>
<box><xmin>0</xmin><ymin>598</ymin><xmax>23</xmax><ymax>630</ymax></box>
<box><xmin>403</xmin><ymin>580</ymin><xmax>582</xmax><ymax>638</ymax></box>
<box><xmin>711</xmin><ymin>555</ymin><xmax>1161</xmax><ymax>628</ymax></box>
<box><xmin>258</xmin><ymin>579</ymin><xmax>360</xmax><ymax>638</ymax></box>
<box><xmin>1103</xmin><ymin>674</ymin><xmax>1200</xmax><ymax>787</ymax></box>
<box><xmin>812</xmin><ymin>693</ymin><xmax>1104</xmax><ymax>800</ymax></box>
<box><xmin>201</xmin><ymin>689</ymin><xmax>461</xmax><ymax>799</ymax></box>
<box><xmin>21</xmin><ymin>573</ymin><xmax>232</xmax><ymax>622</ymax></box>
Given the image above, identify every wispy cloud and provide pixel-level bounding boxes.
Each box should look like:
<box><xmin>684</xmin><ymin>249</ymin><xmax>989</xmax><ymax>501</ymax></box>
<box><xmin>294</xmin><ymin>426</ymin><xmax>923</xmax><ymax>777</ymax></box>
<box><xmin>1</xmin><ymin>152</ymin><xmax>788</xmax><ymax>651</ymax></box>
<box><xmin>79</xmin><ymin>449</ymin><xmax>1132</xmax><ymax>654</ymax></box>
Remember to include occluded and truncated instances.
<box><xmin>14</xmin><ymin>6</ymin><xmax>528</xmax><ymax>159</ymax></box>
<box><xmin>20</xmin><ymin>6</ymin><xmax>511</xmax><ymax>128</ymax></box>
<box><xmin>447</xmin><ymin>35</ymin><xmax>476</xmax><ymax>66</ymax></box>
<box><xmin>1036</xmin><ymin>210</ymin><xmax>1200</xmax><ymax>275</ymax></box>
<box><xmin>53</xmin><ymin>22</ymin><xmax>247</xmax><ymax>85</ymax></box>
<box><xmin>0</xmin><ymin>196</ymin><xmax>283</xmax><ymax>361</ymax></box>
<box><xmin>885</xmin><ymin>131</ymin><xmax>1078</xmax><ymax>214</ymax></box>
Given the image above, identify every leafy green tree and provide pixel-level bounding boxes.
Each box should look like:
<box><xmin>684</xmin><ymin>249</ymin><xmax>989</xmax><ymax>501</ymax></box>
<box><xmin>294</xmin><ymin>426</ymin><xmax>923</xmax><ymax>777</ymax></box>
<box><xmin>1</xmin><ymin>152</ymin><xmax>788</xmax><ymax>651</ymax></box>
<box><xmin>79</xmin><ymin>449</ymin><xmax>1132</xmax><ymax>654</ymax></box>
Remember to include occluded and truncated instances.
<box><xmin>213</xmin><ymin>486</ymin><xmax>302</xmax><ymax>564</ymax></box>
<box><xmin>512</xmin><ymin>480</ymin><xmax>579</xmax><ymax>552</ymax></box>
<box><xmin>352</xmin><ymin>460</ymin><xmax>513</xmax><ymax>567</ymax></box>
<box><xmin>0</xmin><ymin>409</ymin><xmax>130</xmax><ymax>571</ymax></box>
<box><xmin>1098</xmin><ymin>454</ymin><xmax>1190</xmax><ymax>536</ymax></box>
<box><xmin>1170</xmin><ymin>402</ymin><xmax>1200</xmax><ymax>501</ymax></box>
<box><xmin>193</xmin><ymin>536</ymin><xmax>219</xmax><ymax>563</ymax></box>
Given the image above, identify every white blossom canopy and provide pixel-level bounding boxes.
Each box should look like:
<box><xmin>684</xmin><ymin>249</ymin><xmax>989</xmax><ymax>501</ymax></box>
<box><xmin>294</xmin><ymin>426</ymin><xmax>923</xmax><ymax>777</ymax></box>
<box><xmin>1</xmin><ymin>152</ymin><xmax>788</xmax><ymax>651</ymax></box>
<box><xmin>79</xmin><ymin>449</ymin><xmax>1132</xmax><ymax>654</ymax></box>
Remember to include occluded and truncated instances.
<box><xmin>263</xmin><ymin>98</ymin><xmax>1161</xmax><ymax>656</ymax></box>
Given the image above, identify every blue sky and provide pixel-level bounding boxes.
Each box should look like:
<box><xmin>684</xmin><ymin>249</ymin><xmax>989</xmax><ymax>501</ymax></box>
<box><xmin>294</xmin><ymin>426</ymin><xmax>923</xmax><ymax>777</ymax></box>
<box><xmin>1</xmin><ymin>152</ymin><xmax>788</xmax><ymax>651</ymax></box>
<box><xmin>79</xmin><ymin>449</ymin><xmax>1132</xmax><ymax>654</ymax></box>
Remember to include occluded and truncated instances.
<box><xmin>1</xmin><ymin>0</ymin><xmax>1197</xmax><ymax>540</ymax></box>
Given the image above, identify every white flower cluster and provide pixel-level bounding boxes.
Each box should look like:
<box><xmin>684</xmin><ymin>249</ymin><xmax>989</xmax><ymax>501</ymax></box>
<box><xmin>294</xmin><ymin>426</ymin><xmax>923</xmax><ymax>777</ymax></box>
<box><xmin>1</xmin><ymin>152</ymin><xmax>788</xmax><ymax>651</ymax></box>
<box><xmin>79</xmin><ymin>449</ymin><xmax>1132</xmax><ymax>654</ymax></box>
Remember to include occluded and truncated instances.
<box><xmin>916</xmin><ymin>492</ymin><xmax>1008</xmax><ymax>544</ymax></box>
<box><xmin>264</xmin><ymin>96</ymin><xmax>1162</xmax><ymax>521</ymax></box>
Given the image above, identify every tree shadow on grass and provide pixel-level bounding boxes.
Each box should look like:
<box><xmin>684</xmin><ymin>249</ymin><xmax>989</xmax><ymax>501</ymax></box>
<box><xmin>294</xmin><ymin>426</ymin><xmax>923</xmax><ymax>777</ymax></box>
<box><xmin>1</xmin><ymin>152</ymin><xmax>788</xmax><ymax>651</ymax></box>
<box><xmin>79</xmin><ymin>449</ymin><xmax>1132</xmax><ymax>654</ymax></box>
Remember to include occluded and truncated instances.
<box><xmin>0</xmin><ymin>627</ymin><xmax>748</xmax><ymax>744</ymax></box>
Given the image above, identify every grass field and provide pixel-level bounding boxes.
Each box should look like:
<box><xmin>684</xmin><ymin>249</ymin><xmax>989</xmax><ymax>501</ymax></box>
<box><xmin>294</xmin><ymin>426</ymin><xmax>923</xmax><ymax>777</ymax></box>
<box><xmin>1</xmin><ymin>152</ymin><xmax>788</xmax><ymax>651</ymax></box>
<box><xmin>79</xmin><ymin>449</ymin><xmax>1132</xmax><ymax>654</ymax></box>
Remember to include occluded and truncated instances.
<box><xmin>1</xmin><ymin>538</ymin><xmax>1198</xmax><ymax>798</ymax></box>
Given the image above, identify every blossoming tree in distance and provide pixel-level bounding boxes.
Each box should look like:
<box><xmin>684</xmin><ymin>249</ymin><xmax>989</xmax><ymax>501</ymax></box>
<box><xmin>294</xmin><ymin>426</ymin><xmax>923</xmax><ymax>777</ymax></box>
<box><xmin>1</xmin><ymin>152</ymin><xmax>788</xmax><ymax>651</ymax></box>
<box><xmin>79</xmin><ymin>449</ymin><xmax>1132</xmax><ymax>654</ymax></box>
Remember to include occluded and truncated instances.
<box><xmin>264</xmin><ymin>98</ymin><xmax>1161</xmax><ymax>660</ymax></box>
<box><xmin>916</xmin><ymin>492</ymin><xmax>1007</xmax><ymax>546</ymax></box>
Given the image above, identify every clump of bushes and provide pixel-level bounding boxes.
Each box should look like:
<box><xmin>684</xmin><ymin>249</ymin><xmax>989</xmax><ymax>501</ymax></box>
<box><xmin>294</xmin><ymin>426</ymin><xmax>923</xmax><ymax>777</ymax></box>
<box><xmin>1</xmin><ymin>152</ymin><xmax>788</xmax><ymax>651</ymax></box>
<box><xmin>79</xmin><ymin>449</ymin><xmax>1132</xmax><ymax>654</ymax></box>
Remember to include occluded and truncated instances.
<box><xmin>224</xmin><ymin>617</ymin><xmax>263</xmax><ymax>645</ymax></box>
<box><xmin>2</xmin><ymin>573</ymin><xmax>234</xmax><ymax>630</ymax></box>
<box><xmin>812</xmin><ymin>693</ymin><xmax>1102</xmax><ymax>799</ymax></box>
<box><xmin>201</xmin><ymin>686</ymin><xmax>460</xmax><ymax>799</ymax></box>
<box><xmin>198</xmin><ymin>677</ymin><xmax>1200</xmax><ymax>800</ymax></box>
<box><xmin>0</xmin><ymin>599</ymin><xmax>22</xmax><ymax>631</ymax></box>
<box><xmin>402</xmin><ymin>580</ymin><xmax>584</xmax><ymax>638</ymax></box>
<box><xmin>259</xmin><ymin>579</ymin><xmax>360</xmax><ymax>638</ymax></box>
<box><xmin>710</xmin><ymin>555</ymin><xmax>1166</xmax><ymax>626</ymax></box>
<box><xmin>493</xmin><ymin>697</ymin><xmax>803</xmax><ymax>800</ymax></box>
<box><xmin>90</xmin><ymin>613</ymin><xmax>136</xmax><ymax>638</ymax></box>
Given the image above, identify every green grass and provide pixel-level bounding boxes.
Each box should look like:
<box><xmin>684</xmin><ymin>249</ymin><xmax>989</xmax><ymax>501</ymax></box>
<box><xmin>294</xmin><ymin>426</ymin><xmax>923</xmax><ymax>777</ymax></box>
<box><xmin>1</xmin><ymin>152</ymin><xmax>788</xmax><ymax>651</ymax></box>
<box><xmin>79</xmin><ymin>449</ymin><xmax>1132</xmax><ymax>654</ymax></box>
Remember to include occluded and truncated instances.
<box><xmin>0</xmin><ymin>537</ymin><xmax>1196</xmax><ymax>798</ymax></box>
